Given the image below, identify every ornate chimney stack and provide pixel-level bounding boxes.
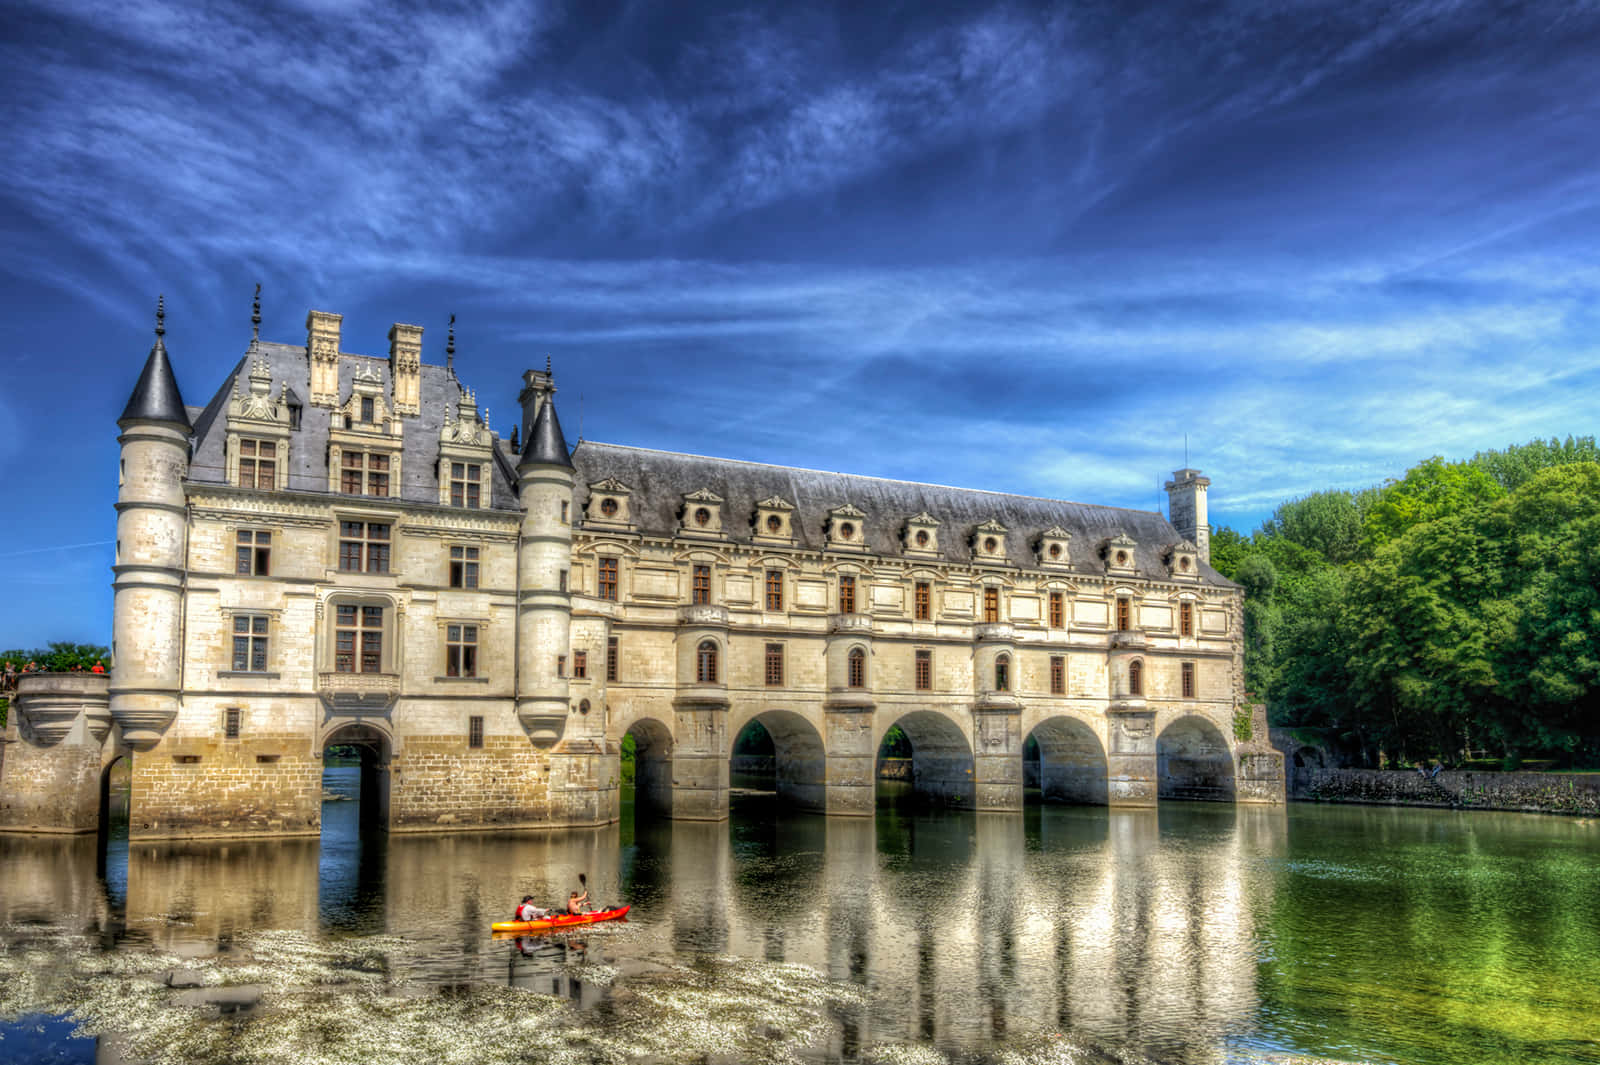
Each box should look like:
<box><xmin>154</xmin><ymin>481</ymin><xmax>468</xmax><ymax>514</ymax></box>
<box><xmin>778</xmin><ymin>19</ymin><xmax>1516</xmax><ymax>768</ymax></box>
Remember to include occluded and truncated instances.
<box><xmin>307</xmin><ymin>310</ymin><xmax>342</xmax><ymax>407</ymax></box>
<box><xmin>388</xmin><ymin>322</ymin><xmax>423</xmax><ymax>416</ymax></box>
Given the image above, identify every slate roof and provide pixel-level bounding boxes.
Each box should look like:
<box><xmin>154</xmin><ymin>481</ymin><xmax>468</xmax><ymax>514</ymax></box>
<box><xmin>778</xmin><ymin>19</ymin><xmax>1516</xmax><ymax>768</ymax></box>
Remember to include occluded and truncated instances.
<box><xmin>187</xmin><ymin>341</ymin><xmax>521</xmax><ymax>512</ymax></box>
<box><xmin>521</xmin><ymin>390</ymin><xmax>574</xmax><ymax>468</ymax></box>
<box><xmin>120</xmin><ymin>336</ymin><xmax>191</xmax><ymax>427</ymax></box>
<box><xmin>570</xmin><ymin>442</ymin><xmax>1232</xmax><ymax>586</ymax></box>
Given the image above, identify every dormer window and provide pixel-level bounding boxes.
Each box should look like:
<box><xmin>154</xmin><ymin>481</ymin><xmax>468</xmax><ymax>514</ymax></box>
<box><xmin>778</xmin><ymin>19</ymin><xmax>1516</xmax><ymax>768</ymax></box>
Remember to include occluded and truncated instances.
<box><xmin>1103</xmin><ymin>534</ymin><xmax>1138</xmax><ymax>576</ymax></box>
<box><xmin>361</xmin><ymin>397</ymin><xmax>375</xmax><ymax>423</ymax></box>
<box><xmin>586</xmin><ymin>478</ymin><xmax>633</xmax><ymax>526</ymax></box>
<box><xmin>826</xmin><ymin>504</ymin><xmax>867</xmax><ymax>551</ymax></box>
<box><xmin>1037</xmin><ymin>526</ymin><xmax>1072</xmax><ymax>569</ymax></box>
<box><xmin>767</xmin><ymin>515</ymin><xmax>782</xmax><ymax>533</ymax></box>
<box><xmin>754</xmin><ymin>496</ymin><xmax>797</xmax><ymax>542</ymax></box>
<box><xmin>904</xmin><ymin>512</ymin><xmax>941</xmax><ymax>556</ymax></box>
<box><xmin>972</xmin><ymin>519</ymin><xmax>1008</xmax><ymax>563</ymax></box>
<box><xmin>679</xmin><ymin>488</ymin><xmax>724</xmax><ymax>538</ymax></box>
<box><xmin>1165</xmin><ymin>540</ymin><xmax>1200</xmax><ymax>580</ymax></box>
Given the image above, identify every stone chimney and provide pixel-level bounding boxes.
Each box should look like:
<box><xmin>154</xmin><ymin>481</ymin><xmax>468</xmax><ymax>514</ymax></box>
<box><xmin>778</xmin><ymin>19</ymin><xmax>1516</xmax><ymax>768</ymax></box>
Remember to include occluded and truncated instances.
<box><xmin>388</xmin><ymin>323</ymin><xmax>423</xmax><ymax>416</ymax></box>
<box><xmin>306</xmin><ymin>310</ymin><xmax>342</xmax><ymax>407</ymax></box>
<box><xmin>517</xmin><ymin>361</ymin><xmax>555</xmax><ymax>449</ymax></box>
<box><xmin>1165</xmin><ymin>468</ymin><xmax>1211</xmax><ymax>564</ymax></box>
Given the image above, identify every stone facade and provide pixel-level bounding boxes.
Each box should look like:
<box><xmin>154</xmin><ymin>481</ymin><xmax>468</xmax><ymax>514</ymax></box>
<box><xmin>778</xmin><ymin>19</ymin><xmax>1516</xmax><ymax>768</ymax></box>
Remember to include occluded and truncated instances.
<box><xmin>0</xmin><ymin>299</ymin><xmax>1281</xmax><ymax>840</ymax></box>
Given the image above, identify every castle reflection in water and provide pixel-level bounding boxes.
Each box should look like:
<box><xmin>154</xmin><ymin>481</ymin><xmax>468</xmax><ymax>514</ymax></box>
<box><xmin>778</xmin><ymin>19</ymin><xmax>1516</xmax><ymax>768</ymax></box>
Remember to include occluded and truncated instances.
<box><xmin>0</xmin><ymin>799</ymin><xmax>1287</xmax><ymax>1057</ymax></box>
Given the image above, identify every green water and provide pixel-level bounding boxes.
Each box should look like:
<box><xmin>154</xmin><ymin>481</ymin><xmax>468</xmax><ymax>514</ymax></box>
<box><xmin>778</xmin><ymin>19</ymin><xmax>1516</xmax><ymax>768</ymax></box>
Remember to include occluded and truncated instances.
<box><xmin>1</xmin><ymin>785</ymin><xmax>1597</xmax><ymax>1064</ymax></box>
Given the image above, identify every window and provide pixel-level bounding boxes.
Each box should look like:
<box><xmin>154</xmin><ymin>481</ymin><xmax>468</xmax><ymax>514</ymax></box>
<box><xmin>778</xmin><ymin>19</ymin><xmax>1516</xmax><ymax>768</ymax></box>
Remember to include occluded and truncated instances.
<box><xmin>915</xmin><ymin>650</ymin><xmax>932</xmax><ymax>691</ymax></box>
<box><xmin>339</xmin><ymin>522</ymin><xmax>390</xmax><ymax>573</ymax></box>
<box><xmin>1116</xmin><ymin>597</ymin><xmax>1131</xmax><ymax>632</ymax></box>
<box><xmin>559</xmin><ymin>569</ymin><xmax>568</xmax><ymax>592</ymax></box>
<box><xmin>1182</xmin><ymin>661</ymin><xmax>1196</xmax><ymax>699</ymax></box>
<box><xmin>1128</xmin><ymin>659</ymin><xmax>1143</xmax><ymax>696</ymax></box>
<box><xmin>1048</xmin><ymin>592</ymin><xmax>1064</xmax><ymax>629</ymax></box>
<box><xmin>450</xmin><ymin>462</ymin><xmax>481</xmax><ymax>508</ymax></box>
<box><xmin>335</xmin><ymin>605</ymin><xmax>384</xmax><ymax>673</ymax></box>
<box><xmin>914</xmin><ymin>581</ymin><xmax>931</xmax><ymax>620</ymax></box>
<box><xmin>983</xmin><ymin>587</ymin><xmax>1000</xmax><ymax>623</ymax></box>
<box><xmin>231</xmin><ymin>615</ymin><xmax>269</xmax><ymax>671</ymax></box>
<box><xmin>765</xmin><ymin>643</ymin><xmax>784</xmax><ymax>687</ymax></box>
<box><xmin>1050</xmin><ymin>655</ymin><xmax>1065</xmax><ymax>694</ymax></box>
<box><xmin>600</xmin><ymin>497</ymin><xmax>618</xmax><ymax>517</ymax></box>
<box><xmin>446</xmin><ymin>624</ymin><xmax>478</xmax><ymax>677</ymax></box>
<box><xmin>560</xmin><ymin>500</ymin><xmax>569</xmax><ymax>523</ymax></box>
<box><xmin>848</xmin><ymin>647</ymin><xmax>866</xmax><ymax>688</ymax></box>
<box><xmin>224</xmin><ymin>707</ymin><xmax>241</xmax><ymax>739</ymax></box>
<box><xmin>449</xmin><ymin>546</ymin><xmax>479</xmax><ymax>588</ymax></box>
<box><xmin>598</xmin><ymin>557</ymin><xmax>618</xmax><ymax>601</ymax></box>
<box><xmin>839</xmin><ymin>575</ymin><xmax>856</xmax><ymax>614</ymax></box>
<box><xmin>468</xmin><ymin>715</ymin><xmax>484</xmax><ymax>749</ymax></box>
<box><xmin>606</xmin><ymin>636</ymin><xmax>618</xmax><ymax>682</ymax></box>
<box><xmin>235</xmin><ymin>530</ymin><xmax>271</xmax><ymax>576</ymax></box>
<box><xmin>696</xmin><ymin>640</ymin><xmax>718</xmax><ymax>684</ymax></box>
<box><xmin>692</xmin><ymin>564</ymin><xmax>711</xmax><ymax>605</ymax></box>
<box><xmin>237</xmin><ymin>439</ymin><xmax>276</xmax><ymax>489</ymax></box>
<box><xmin>557</xmin><ymin>654</ymin><xmax>566</xmax><ymax>677</ymax></box>
<box><xmin>995</xmin><ymin>653</ymin><xmax>1010</xmax><ymax>692</ymax></box>
<box><xmin>360</xmin><ymin>396</ymin><xmax>375</xmax><ymax>423</ymax></box>
<box><xmin>573</xmin><ymin>650</ymin><xmax>587</xmax><ymax>679</ymax></box>
<box><xmin>765</xmin><ymin>569</ymin><xmax>784</xmax><ymax>611</ymax></box>
<box><xmin>766</xmin><ymin>514</ymin><xmax>782</xmax><ymax>534</ymax></box>
<box><xmin>340</xmin><ymin>451</ymin><xmax>390</xmax><ymax>496</ymax></box>
<box><xmin>1180</xmin><ymin>602</ymin><xmax>1194</xmax><ymax>637</ymax></box>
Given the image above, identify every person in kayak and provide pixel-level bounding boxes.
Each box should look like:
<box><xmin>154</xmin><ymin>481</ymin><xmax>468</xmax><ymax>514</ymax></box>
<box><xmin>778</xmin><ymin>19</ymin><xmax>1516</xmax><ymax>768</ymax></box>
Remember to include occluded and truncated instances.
<box><xmin>566</xmin><ymin>888</ymin><xmax>590</xmax><ymax>915</ymax></box>
<box><xmin>515</xmin><ymin>896</ymin><xmax>549</xmax><ymax>922</ymax></box>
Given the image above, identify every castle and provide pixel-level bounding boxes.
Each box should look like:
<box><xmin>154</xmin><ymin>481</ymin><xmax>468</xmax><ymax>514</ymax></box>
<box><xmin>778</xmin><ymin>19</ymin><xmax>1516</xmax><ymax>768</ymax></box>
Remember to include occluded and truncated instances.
<box><xmin>0</xmin><ymin>298</ymin><xmax>1283</xmax><ymax>840</ymax></box>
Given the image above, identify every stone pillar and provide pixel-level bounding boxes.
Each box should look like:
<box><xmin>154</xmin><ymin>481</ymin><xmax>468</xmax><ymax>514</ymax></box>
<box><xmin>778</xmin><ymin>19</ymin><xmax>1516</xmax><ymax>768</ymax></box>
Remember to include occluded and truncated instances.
<box><xmin>972</xmin><ymin>703</ymin><xmax>1023</xmax><ymax>811</ymax></box>
<box><xmin>670</xmin><ymin>696</ymin><xmax>728</xmax><ymax>821</ymax></box>
<box><xmin>1106</xmin><ymin>709</ymin><xmax>1157</xmax><ymax>806</ymax></box>
<box><xmin>823</xmin><ymin>707</ymin><xmax>875</xmax><ymax>816</ymax></box>
<box><xmin>0</xmin><ymin>675</ymin><xmax>113</xmax><ymax>834</ymax></box>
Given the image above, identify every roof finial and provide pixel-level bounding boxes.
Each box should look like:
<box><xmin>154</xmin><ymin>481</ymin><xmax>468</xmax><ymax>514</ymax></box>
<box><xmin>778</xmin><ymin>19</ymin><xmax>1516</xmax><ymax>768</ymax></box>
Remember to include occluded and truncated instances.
<box><xmin>155</xmin><ymin>294</ymin><xmax>166</xmax><ymax>339</ymax></box>
<box><xmin>446</xmin><ymin>313</ymin><xmax>456</xmax><ymax>375</ymax></box>
<box><xmin>545</xmin><ymin>354</ymin><xmax>551</xmax><ymax>375</ymax></box>
<box><xmin>250</xmin><ymin>282</ymin><xmax>262</xmax><ymax>347</ymax></box>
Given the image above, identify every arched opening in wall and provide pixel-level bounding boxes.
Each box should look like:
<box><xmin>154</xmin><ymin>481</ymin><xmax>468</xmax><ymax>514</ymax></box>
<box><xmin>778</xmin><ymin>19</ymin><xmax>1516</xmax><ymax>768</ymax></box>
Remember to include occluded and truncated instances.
<box><xmin>319</xmin><ymin>723</ymin><xmax>391</xmax><ymax>932</ymax></box>
<box><xmin>1157</xmin><ymin>716</ymin><xmax>1236</xmax><ymax>802</ymax></box>
<box><xmin>96</xmin><ymin>754</ymin><xmax>131</xmax><ymax>909</ymax></box>
<box><xmin>622</xmin><ymin>718</ymin><xmax>674</xmax><ymax>822</ymax></box>
<box><xmin>1024</xmin><ymin>717</ymin><xmax>1108</xmax><ymax>805</ymax></box>
<box><xmin>730</xmin><ymin>710</ymin><xmax>826</xmax><ymax>812</ymax></box>
<box><xmin>731</xmin><ymin>719</ymin><xmax>776</xmax><ymax>791</ymax></box>
<box><xmin>876</xmin><ymin>711</ymin><xmax>975</xmax><ymax>809</ymax></box>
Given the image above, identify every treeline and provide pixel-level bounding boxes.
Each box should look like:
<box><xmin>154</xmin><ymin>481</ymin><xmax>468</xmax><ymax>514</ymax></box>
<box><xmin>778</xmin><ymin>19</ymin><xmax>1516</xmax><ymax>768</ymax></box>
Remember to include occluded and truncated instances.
<box><xmin>1210</xmin><ymin>436</ymin><xmax>1600</xmax><ymax>769</ymax></box>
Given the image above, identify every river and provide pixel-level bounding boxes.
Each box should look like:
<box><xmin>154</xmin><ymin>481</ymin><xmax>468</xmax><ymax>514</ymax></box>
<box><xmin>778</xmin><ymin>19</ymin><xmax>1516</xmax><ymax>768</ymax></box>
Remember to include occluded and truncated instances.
<box><xmin>1</xmin><ymin>773</ymin><xmax>1597</xmax><ymax>1064</ymax></box>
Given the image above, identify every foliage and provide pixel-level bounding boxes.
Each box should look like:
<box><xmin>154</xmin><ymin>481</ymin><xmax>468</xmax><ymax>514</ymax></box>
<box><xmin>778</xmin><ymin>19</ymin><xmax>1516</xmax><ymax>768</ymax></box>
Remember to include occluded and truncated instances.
<box><xmin>619</xmin><ymin>731</ymin><xmax>636</xmax><ymax>787</ymax></box>
<box><xmin>1</xmin><ymin>641</ymin><xmax>111</xmax><ymax>672</ymax></box>
<box><xmin>1223</xmin><ymin>438</ymin><xmax>1600</xmax><ymax>767</ymax></box>
<box><xmin>1231</xmin><ymin>706</ymin><xmax>1253</xmax><ymax>743</ymax></box>
<box><xmin>879</xmin><ymin>724</ymin><xmax>912</xmax><ymax>758</ymax></box>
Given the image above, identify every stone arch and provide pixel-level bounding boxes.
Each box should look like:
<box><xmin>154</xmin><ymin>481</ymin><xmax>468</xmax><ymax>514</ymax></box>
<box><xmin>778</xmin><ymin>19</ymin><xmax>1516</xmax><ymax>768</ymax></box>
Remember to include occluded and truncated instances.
<box><xmin>878</xmin><ymin>710</ymin><xmax>975</xmax><ymax>807</ymax></box>
<box><xmin>1027</xmin><ymin>716</ymin><xmax>1108</xmax><ymax>805</ymax></box>
<box><xmin>625</xmin><ymin>717</ymin><xmax>675</xmax><ymax>818</ymax></box>
<box><xmin>321</xmin><ymin>721</ymin><xmax>392</xmax><ymax>831</ymax></box>
<box><xmin>1157</xmin><ymin>715</ymin><xmax>1235</xmax><ymax>802</ymax></box>
<box><xmin>730</xmin><ymin>709</ymin><xmax>827</xmax><ymax>812</ymax></box>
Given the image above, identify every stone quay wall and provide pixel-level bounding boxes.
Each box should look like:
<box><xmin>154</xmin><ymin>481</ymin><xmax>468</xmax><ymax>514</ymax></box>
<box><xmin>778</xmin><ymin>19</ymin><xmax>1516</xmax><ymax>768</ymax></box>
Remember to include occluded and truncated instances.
<box><xmin>1294</xmin><ymin>767</ymin><xmax>1600</xmax><ymax>816</ymax></box>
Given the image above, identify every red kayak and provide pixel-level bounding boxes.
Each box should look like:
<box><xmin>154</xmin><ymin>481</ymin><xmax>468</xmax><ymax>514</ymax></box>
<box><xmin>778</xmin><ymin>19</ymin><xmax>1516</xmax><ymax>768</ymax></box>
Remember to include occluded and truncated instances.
<box><xmin>491</xmin><ymin>904</ymin><xmax>630</xmax><ymax>934</ymax></box>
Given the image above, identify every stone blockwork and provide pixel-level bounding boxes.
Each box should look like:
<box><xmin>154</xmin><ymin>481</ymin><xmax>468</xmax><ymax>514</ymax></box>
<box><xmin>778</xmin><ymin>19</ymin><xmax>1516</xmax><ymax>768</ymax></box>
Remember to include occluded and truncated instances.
<box><xmin>1294</xmin><ymin>768</ymin><xmax>1600</xmax><ymax>816</ymax></box>
<box><xmin>130</xmin><ymin>735</ymin><xmax>322</xmax><ymax>839</ymax></box>
<box><xmin>0</xmin><ymin>675</ymin><xmax>113</xmax><ymax>835</ymax></box>
<box><xmin>391</xmin><ymin>736</ymin><xmax>558</xmax><ymax>831</ymax></box>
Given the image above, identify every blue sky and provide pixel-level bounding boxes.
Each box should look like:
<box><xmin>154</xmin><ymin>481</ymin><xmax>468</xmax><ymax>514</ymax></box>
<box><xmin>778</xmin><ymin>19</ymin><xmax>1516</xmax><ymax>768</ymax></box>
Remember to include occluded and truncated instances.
<box><xmin>2</xmin><ymin>0</ymin><xmax>1597</xmax><ymax>649</ymax></box>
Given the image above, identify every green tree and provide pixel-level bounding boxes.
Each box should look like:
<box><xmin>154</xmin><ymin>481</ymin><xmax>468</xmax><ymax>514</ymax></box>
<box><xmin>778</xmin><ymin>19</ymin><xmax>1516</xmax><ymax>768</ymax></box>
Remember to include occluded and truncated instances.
<box><xmin>1472</xmin><ymin>435</ymin><xmax>1600</xmax><ymax>492</ymax></box>
<box><xmin>1259</xmin><ymin>490</ymin><xmax>1366</xmax><ymax>565</ymax></box>
<box><xmin>1363</xmin><ymin>456</ymin><xmax>1505</xmax><ymax>550</ymax></box>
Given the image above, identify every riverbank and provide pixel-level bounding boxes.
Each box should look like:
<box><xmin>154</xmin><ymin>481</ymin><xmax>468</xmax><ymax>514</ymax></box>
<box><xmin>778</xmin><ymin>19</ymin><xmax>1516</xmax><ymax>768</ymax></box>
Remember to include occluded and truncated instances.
<box><xmin>1291</xmin><ymin>768</ymin><xmax>1600</xmax><ymax>816</ymax></box>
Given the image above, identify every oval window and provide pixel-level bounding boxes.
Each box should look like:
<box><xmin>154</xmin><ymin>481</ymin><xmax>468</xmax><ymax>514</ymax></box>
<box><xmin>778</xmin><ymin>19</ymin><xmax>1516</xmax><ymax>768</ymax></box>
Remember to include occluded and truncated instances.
<box><xmin>1048</xmin><ymin>543</ymin><xmax>1062</xmax><ymax>559</ymax></box>
<box><xmin>578</xmin><ymin>699</ymin><xmax>591</xmax><ymax>715</ymax></box>
<box><xmin>766</xmin><ymin>514</ymin><xmax>782</xmax><ymax>533</ymax></box>
<box><xmin>694</xmin><ymin>507</ymin><xmax>711</xmax><ymax>527</ymax></box>
<box><xmin>1179</xmin><ymin>556</ymin><xmax>1191</xmax><ymax>571</ymax></box>
<box><xmin>915</xmin><ymin>530</ymin><xmax>929</xmax><ymax>547</ymax></box>
<box><xmin>1116</xmin><ymin>550</ymin><xmax>1128</xmax><ymax>564</ymax></box>
<box><xmin>600</xmin><ymin>497</ymin><xmax>618</xmax><ymax>517</ymax></box>
<box><xmin>984</xmin><ymin>536</ymin><xmax>998</xmax><ymax>552</ymax></box>
<box><xmin>840</xmin><ymin>522</ymin><xmax>855</xmax><ymax>539</ymax></box>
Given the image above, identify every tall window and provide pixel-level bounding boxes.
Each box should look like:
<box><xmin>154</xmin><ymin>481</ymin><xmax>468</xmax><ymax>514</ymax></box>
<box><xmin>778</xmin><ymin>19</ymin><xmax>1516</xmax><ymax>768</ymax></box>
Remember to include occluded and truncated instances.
<box><xmin>340</xmin><ymin>451</ymin><xmax>390</xmax><ymax>496</ymax></box>
<box><xmin>236</xmin><ymin>530</ymin><xmax>271</xmax><ymax>576</ymax></box>
<box><xmin>360</xmin><ymin>396</ymin><xmax>375</xmax><ymax>423</ymax></box>
<box><xmin>847</xmin><ymin>647</ymin><xmax>866</xmax><ymax>688</ymax></box>
<box><xmin>224</xmin><ymin>707</ymin><xmax>242</xmax><ymax>739</ymax></box>
<box><xmin>696</xmin><ymin>640</ymin><xmax>718</xmax><ymax>684</ymax></box>
<box><xmin>765</xmin><ymin>643</ymin><xmax>784</xmax><ymax>687</ymax></box>
<box><xmin>446</xmin><ymin>624</ymin><xmax>478</xmax><ymax>677</ymax></box>
<box><xmin>839</xmin><ymin>575</ymin><xmax>856</xmax><ymax>614</ymax></box>
<box><xmin>560</xmin><ymin>500</ymin><xmax>569</xmax><ymax>523</ymax></box>
<box><xmin>983</xmin><ymin>587</ymin><xmax>1000</xmax><ymax>623</ymax></box>
<box><xmin>339</xmin><ymin>522</ymin><xmax>390</xmax><ymax>573</ymax></box>
<box><xmin>231</xmin><ymin>615</ymin><xmax>269</xmax><ymax>672</ymax></box>
<box><xmin>765</xmin><ymin>569</ymin><xmax>784</xmax><ymax>611</ymax></box>
<box><xmin>468</xmin><ymin>715</ymin><xmax>484</xmax><ymax>749</ymax></box>
<box><xmin>914</xmin><ymin>581</ymin><xmax>931</xmax><ymax>620</ymax></box>
<box><xmin>915</xmin><ymin>649</ymin><xmax>932</xmax><ymax>691</ymax></box>
<box><xmin>1048</xmin><ymin>592</ymin><xmax>1064</xmax><ymax>629</ymax></box>
<box><xmin>994</xmin><ymin>653</ymin><xmax>1010</xmax><ymax>692</ymax></box>
<box><xmin>450</xmin><ymin>462</ymin><xmax>481</xmax><ymax>508</ymax></box>
<box><xmin>597</xmin><ymin>557</ymin><xmax>618</xmax><ymax>601</ymax></box>
<box><xmin>1116</xmin><ymin>597</ymin><xmax>1132</xmax><ymax>632</ymax></box>
<box><xmin>1050</xmin><ymin>655</ymin><xmax>1065</xmax><ymax>695</ymax></box>
<box><xmin>606</xmin><ymin>636</ymin><xmax>618</xmax><ymax>682</ymax></box>
<box><xmin>1180</xmin><ymin>602</ymin><xmax>1194</xmax><ymax>637</ymax></box>
<box><xmin>449</xmin><ymin>546</ymin><xmax>479</xmax><ymax>588</ymax></box>
<box><xmin>335</xmin><ymin>605</ymin><xmax>384</xmax><ymax>673</ymax></box>
<box><xmin>692</xmin><ymin>564</ymin><xmax>711</xmax><ymax>605</ymax></box>
<box><xmin>1128</xmin><ymin>659</ymin><xmax>1143</xmax><ymax>696</ymax></box>
<box><xmin>557</xmin><ymin>654</ymin><xmax>566</xmax><ymax>677</ymax></box>
<box><xmin>1181</xmin><ymin>661</ymin><xmax>1196</xmax><ymax>699</ymax></box>
<box><xmin>573</xmin><ymin>650</ymin><xmax>587</xmax><ymax>679</ymax></box>
<box><xmin>237</xmin><ymin>439</ymin><xmax>276</xmax><ymax>490</ymax></box>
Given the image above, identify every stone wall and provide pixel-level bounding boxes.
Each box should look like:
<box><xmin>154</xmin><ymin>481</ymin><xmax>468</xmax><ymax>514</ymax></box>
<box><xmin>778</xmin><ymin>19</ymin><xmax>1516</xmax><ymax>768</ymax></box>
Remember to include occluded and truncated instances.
<box><xmin>132</xmin><ymin>735</ymin><xmax>322</xmax><ymax>838</ymax></box>
<box><xmin>1294</xmin><ymin>768</ymin><xmax>1600</xmax><ymax>816</ymax></box>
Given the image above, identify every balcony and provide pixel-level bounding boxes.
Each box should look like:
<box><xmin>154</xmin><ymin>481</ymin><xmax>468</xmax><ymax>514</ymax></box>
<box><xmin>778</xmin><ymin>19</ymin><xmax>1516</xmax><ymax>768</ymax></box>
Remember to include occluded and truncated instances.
<box><xmin>1109</xmin><ymin>630</ymin><xmax>1147</xmax><ymax>651</ymax></box>
<box><xmin>829</xmin><ymin>612</ymin><xmax>874</xmax><ymax>635</ymax></box>
<box><xmin>974</xmin><ymin>622</ymin><xmax>1015</xmax><ymax>643</ymax></box>
<box><xmin>973</xmin><ymin>689</ymin><xmax>1022</xmax><ymax>713</ymax></box>
<box><xmin>317</xmin><ymin>671</ymin><xmax>400</xmax><ymax>715</ymax></box>
<box><xmin>677</xmin><ymin>604</ymin><xmax>729</xmax><ymax>627</ymax></box>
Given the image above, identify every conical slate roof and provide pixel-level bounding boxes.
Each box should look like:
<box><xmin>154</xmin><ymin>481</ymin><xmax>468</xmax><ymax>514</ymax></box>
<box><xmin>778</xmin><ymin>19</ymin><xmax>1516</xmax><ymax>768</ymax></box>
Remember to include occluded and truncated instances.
<box><xmin>119</xmin><ymin>301</ymin><xmax>190</xmax><ymax>428</ymax></box>
<box><xmin>520</xmin><ymin>396</ymin><xmax>573</xmax><ymax>469</ymax></box>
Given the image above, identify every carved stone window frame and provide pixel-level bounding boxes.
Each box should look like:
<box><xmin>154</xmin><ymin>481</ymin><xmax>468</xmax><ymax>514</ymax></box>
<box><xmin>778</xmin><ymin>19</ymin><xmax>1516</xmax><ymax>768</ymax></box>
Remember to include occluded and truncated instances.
<box><xmin>825</xmin><ymin>503</ymin><xmax>868</xmax><ymax>552</ymax></box>
<box><xmin>1165</xmin><ymin>540</ymin><xmax>1201</xmax><ymax>581</ymax></box>
<box><xmin>585</xmin><ymin>477</ymin><xmax>635</xmax><ymax>529</ymax></box>
<box><xmin>972</xmin><ymin>518</ymin><xmax>1009</xmax><ymax>564</ymax></box>
<box><xmin>903</xmin><ymin>511</ymin><xmax>942</xmax><ymax>557</ymax></box>
<box><xmin>679</xmin><ymin>488</ymin><xmax>726</xmax><ymax>539</ymax></box>
<box><xmin>1036</xmin><ymin>525</ymin><xmax>1073</xmax><ymax>570</ymax></box>
<box><xmin>752</xmin><ymin>495</ymin><xmax>797</xmax><ymax>544</ymax></box>
<box><xmin>1102</xmin><ymin>533</ymin><xmax>1139</xmax><ymax>577</ymax></box>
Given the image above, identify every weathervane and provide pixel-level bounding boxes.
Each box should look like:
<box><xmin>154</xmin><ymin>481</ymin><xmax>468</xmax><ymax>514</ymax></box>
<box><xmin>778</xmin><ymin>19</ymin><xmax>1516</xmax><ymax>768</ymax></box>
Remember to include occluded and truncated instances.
<box><xmin>155</xmin><ymin>294</ymin><xmax>165</xmax><ymax>339</ymax></box>
<box><xmin>446</xmin><ymin>313</ymin><xmax>456</xmax><ymax>376</ymax></box>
